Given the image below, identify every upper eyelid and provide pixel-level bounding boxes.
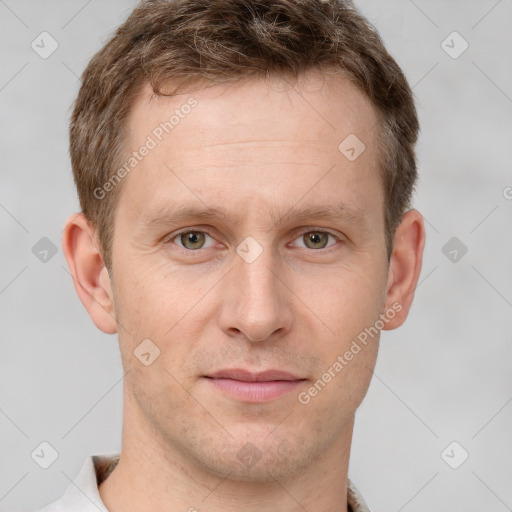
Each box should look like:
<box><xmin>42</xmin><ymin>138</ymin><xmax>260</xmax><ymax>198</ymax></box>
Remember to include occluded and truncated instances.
<box><xmin>167</xmin><ymin>227</ymin><xmax>216</xmax><ymax>242</ymax></box>
<box><xmin>168</xmin><ymin>228</ymin><xmax>217</xmax><ymax>248</ymax></box>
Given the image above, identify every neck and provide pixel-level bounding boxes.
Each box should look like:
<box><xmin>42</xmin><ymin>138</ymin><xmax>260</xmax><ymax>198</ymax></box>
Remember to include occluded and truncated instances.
<box><xmin>99</xmin><ymin>392</ymin><xmax>353</xmax><ymax>512</ymax></box>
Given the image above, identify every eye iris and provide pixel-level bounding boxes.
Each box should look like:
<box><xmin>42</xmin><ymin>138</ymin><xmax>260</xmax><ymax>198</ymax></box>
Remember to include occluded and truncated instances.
<box><xmin>181</xmin><ymin>231</ymin><xmax>205</xmax><ymax>249</ymax></box>
<box><xmin>304</xmin><ymin>232</ymin><xmax>328</xmax><ymax>249</ymax></box>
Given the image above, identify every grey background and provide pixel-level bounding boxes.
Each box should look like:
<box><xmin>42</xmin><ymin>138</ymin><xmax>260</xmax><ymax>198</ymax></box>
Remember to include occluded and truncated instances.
<box><xmin>1</xmin><ymin>0</ymin><xmax>511</xmax><ymax>510</ymax></box>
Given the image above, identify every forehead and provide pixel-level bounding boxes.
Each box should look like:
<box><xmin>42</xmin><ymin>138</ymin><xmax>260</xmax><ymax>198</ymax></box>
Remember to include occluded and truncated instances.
<box><xmin>118</xmin><ymin>71</ymin><xmax>382</xmax><ymax>227</ymax></box>
<box><xmin>129</xmin><ymin>71</ymin><xmax>378</xmax><ymax>147</ymax></box>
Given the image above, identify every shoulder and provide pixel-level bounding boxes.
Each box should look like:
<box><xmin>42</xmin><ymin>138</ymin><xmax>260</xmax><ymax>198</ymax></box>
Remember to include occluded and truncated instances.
<box><xmin>35</xmin><ymin>498</ymin><xmax>65</xmax><ymax>512</ymax></box>
<box><xmin>34</xmin><ymin>453</ymin><xmax>119</xmax><ymax>512</ymax></box>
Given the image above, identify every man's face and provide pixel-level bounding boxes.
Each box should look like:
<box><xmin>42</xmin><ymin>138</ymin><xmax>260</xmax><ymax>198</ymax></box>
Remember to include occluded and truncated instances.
<box><xmin>109</xmin><ymin>72</ymin><xmax>390</xmax><ymax>480</ymax></box>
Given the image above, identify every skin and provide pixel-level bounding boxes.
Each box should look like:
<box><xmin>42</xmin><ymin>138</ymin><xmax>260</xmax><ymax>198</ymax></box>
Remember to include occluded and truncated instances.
<box><xmin>63</xmin><ymin>70</ymin><xmax>425</xmax><ymax>512</ymax></box>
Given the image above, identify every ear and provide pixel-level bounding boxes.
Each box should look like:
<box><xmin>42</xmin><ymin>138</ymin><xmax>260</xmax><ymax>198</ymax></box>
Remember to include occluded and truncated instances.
<box><xmin>382</xmin><ymin>209</ymin><xmax>425</xmax><ymax>330</ymax></box>
<box><xmin>62</xmin><ymin>213</ymin><xmax>117</xmax><ymax>334</ymax></box>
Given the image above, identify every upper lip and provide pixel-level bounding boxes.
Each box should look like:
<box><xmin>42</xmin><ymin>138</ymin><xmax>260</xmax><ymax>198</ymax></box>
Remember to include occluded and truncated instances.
<box><xmin>206</xmin><ymin>369</ymin><xmax>304</xmax><ymax>382</ymax></box>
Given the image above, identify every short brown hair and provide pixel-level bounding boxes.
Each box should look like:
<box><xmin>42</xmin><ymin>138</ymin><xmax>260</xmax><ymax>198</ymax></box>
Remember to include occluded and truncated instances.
<box><xmin>70</xmin><ymin>0</ymin><xmax>419</xmax><ymax>270</ymax></box>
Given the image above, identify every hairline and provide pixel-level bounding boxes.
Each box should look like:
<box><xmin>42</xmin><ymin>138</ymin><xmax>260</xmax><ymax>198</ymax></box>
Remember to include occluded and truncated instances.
<box><xmin>99</xmin><ymin>70</ymin><xmax>397</xmax><ymax>269</ymax></box>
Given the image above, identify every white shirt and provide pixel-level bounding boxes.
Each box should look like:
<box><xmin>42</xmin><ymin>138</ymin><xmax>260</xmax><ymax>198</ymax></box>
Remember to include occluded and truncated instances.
<box><xmin>37</xmin><ymin>453</ymin><xmax>370</xmax><ymax>512</ymax></box>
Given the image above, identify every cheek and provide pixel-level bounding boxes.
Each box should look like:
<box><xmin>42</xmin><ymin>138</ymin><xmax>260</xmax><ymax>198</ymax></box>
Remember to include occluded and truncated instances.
<box><xmin>299</xmin><ymin>296</ymin><xmax>380</xmax><ymax>421</ymax></box>
<box><xmin>113</xmin><ymin>258</ymin><xmax>198</xmax><ymax>325</ymax></box>
<box><xmin>111</xmin><ymin>260</ymin><xmax>215</xmax><ymax>375</ymax></box>
<box><xmin>299</xmin><ymin>262</ymin><xmax>385</xmax><ymax>404</ymax></box>
<box><xmin>302</xmin><ymin>262</ymin><xmax>387</xmax><ymax>341</ymax></box>
<box><xmin>311</xmin><ymin>340</ymin><xmax>378</xmax><ymax>422</ymax></box>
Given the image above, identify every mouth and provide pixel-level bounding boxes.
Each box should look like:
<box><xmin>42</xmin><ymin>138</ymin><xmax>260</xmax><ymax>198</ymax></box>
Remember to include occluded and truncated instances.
<box><xmin>203</xmin><ymin>369</ymin><xmax>307</xmax><ymax>403</ymax></box>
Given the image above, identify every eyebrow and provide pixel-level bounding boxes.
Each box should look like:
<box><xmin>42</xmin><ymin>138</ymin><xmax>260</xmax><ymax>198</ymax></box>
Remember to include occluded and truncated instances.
<box><xmin>137</xmin><ymin>202</ymin><xmax>367</xmax><ymax>232</ymax></box>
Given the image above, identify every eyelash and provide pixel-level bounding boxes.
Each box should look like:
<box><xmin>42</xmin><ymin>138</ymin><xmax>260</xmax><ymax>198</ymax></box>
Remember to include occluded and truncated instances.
<box><xmin>166</xmin><ymin>228</ymin><xmax>342</xmax><ymax>253</ymax></box>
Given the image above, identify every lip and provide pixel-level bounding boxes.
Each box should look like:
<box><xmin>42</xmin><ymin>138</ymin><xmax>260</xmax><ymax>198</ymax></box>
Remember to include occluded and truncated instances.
<box><xmin>204</xmin><ymin>368</ymin><xmax>307</xmax><ymax>403</ymax></box>
<box><xmin>208</xmin><ymin>369</ymin><xmax>302</xmax><ymax>382</ymax></box>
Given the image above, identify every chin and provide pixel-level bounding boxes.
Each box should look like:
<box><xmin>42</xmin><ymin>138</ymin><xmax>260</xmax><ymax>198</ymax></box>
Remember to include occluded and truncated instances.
<box><xmin>185</xmin><ymin>428</ymin><xmax>329</xmax><ymax>483</ymax></box>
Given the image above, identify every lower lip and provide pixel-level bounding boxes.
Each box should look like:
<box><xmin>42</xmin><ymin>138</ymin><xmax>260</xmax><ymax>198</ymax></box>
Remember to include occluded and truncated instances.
<box><xmin>206</xmin><ymin>378</ymin><xmax>305</xmax><ymax>402</ymax></box>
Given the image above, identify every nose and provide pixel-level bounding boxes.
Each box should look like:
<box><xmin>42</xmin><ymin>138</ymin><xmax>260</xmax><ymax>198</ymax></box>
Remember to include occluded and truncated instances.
<box><xmin>217</xmin><ymin>245</ymin><xmax>294</xmax><ymax>343</ymax></box>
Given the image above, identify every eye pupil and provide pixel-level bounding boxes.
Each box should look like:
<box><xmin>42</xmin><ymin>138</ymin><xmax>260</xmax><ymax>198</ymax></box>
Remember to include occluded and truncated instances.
<box><xmin>304</xmin><ymin>232</ymin><xmax>328</xmax><ymax>249</ymax></box>
<box><xmin>181</xmin><ymin>231</ymin><xmax>205</xmax><ymax>249</ymax></box>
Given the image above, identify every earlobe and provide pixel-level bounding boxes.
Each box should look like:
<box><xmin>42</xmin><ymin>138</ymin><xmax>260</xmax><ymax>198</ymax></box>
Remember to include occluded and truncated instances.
<box><xmin>62</xmin><ymin>213</ymin><xmax>118</xmax><ymax>334</ymax></box>
<box><xmin>382</xmin><ymin>209</ymin><xmax>425</xmax><ymax>330</ymax></box>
